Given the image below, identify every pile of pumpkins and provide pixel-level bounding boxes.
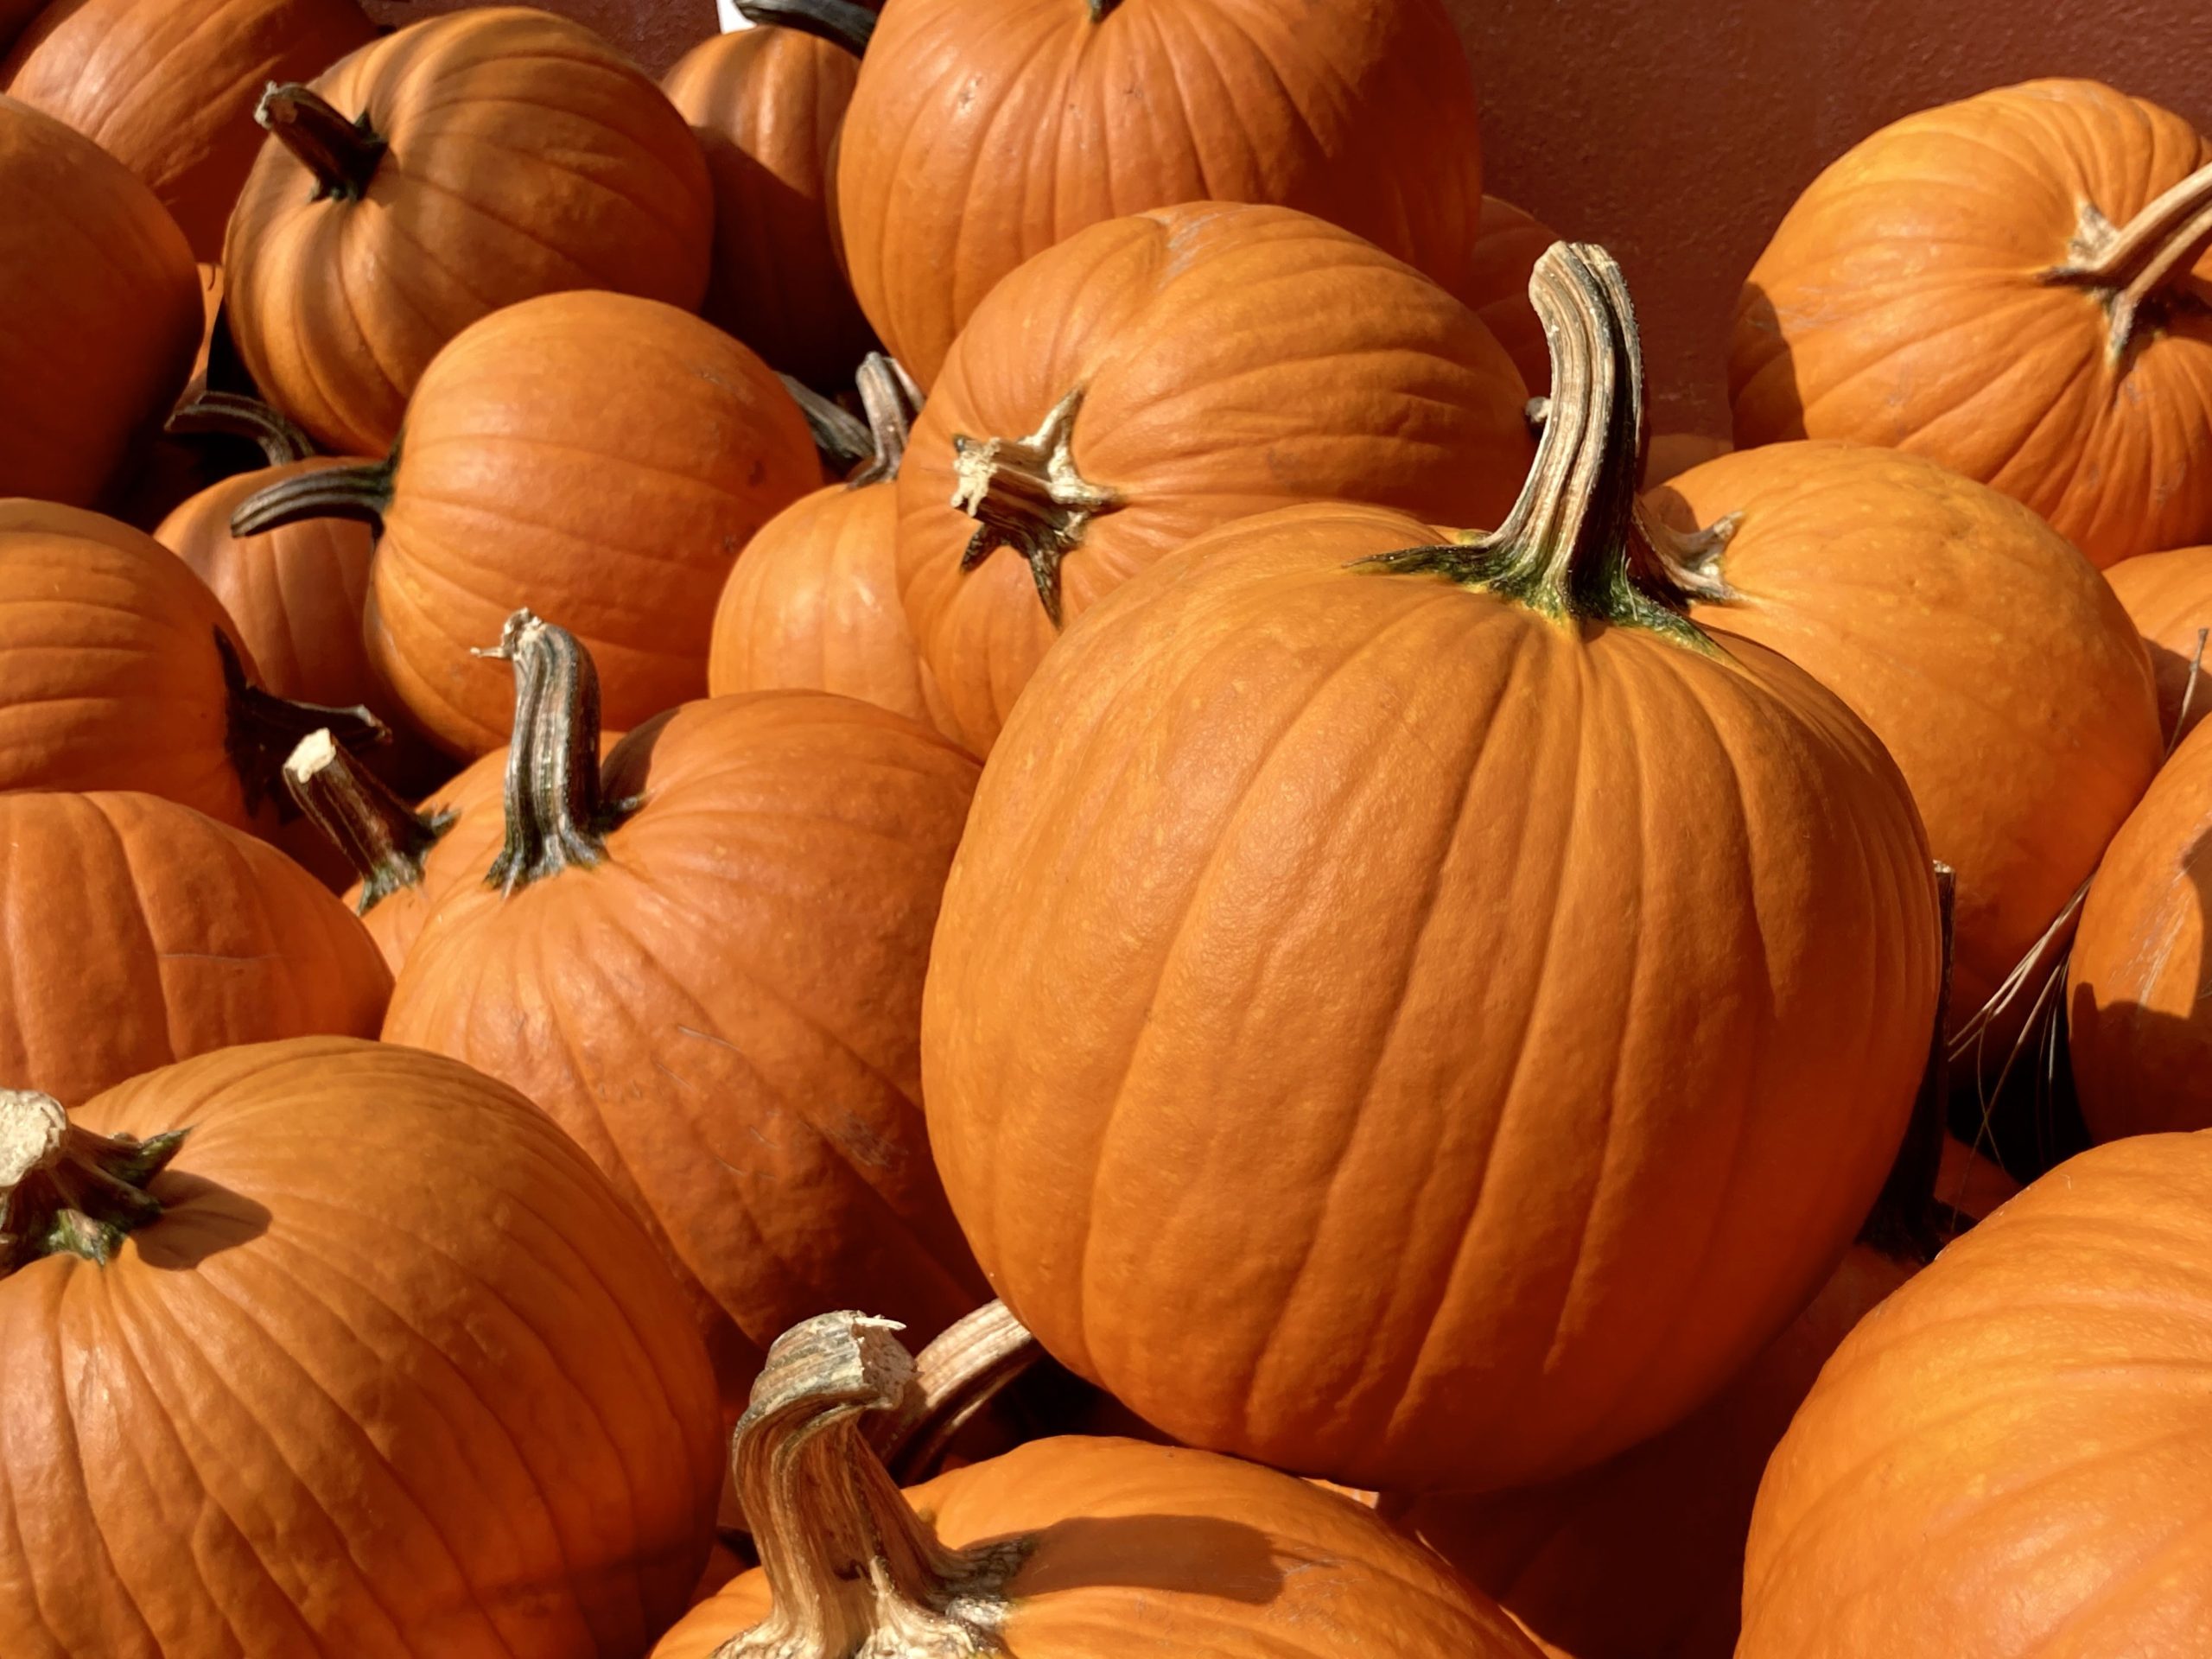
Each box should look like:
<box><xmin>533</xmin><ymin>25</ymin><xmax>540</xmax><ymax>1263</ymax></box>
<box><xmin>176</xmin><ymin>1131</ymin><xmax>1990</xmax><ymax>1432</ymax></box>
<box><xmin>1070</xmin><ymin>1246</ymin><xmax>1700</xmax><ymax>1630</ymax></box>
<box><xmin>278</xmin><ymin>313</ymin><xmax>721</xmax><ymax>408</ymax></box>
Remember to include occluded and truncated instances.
<box><xmin>3</xmin><ymin>0</ymin><xmax>2211</xmax><ymax>1654</ymax></box>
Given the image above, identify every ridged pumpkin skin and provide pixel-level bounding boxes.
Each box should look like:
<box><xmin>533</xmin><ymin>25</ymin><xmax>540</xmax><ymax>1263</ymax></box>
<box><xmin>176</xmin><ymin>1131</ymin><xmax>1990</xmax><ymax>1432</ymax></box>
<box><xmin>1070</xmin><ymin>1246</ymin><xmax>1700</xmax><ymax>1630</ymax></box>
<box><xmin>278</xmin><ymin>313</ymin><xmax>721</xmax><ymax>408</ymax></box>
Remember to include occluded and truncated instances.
<box><xmin>384</xmin><ymin>688</ymin><xmax>989</xmax><ymax>1401</ymax></box>
<box><xmin>225</xmin><ymin>8</ymin><xmax>714</xmax><ymax>455</ymax></box>
<box><xmin>655</xmin><ymin>1437</ymin><xmax>1542</xmax><ymax>1659</ymax></box>
<box><xmin>836</xmin><ymin>0</ymin><xmax>1485</xmax><ymax>385</ymax></box>
<box><xmin>357</xmin><ymin>291</ymin><xmax>818</xmax><ymax>756</ymax></box>
<box><xmin>0</xmin><ymin>96</ymin><xmax>200</xmax><ymax>506</ymax></box>
<box><xmin>895</xmin><ymin>203</ymin><xmax>1533</xmax><ymax>754</ymax></box>
<box><xmin>0</xmin><ymin>1037</ymin><xmax>724</xmax><ymax>1659</ymax></box>
<box><xmin>2068</xmin><ymin>716</ymin><xmax>2212</xmax><ymax>1141</ymax></box>
<box><xmin>1462</xmin><ymin>195</ymin><xmax>1558</xmax><ymax>394</ymax></box>
<box><xmin>1732</xmin><ymin>79</ymin><xmax>2212</xmax><ymax>569</ymax></box>
<box><xmin>0</xmin><ymin>0</ymin><xmax>375</xmax><ymax>259</ymax></box>
<box><xmin>663</xmin><ymin>27</ymin><xmax>873</xmax><ymax>388</ymax></box>
<box><xmin>921</xmin><ymin>501</ymin><xmax>1941</xmax><ymax>1493</ymax></box>
<box><xmin>1654</xmin><ymin>442</ymin><xmax>2161</xmax><ymax>1033</ymax></box>
<box><xmin>2104</xmin><ymin>543</ymin><xmax>2212</xmax><ymax>744</ymax></box>
<box><xmin>1738</xmin><ymin>1132</ymin><xmax>2212</xmax><ymax>1656</ymax></box>
<box><xmin>0</xmin><ymin>791</ymin><xmax>389</xmax><ymax>1105</ymax></box>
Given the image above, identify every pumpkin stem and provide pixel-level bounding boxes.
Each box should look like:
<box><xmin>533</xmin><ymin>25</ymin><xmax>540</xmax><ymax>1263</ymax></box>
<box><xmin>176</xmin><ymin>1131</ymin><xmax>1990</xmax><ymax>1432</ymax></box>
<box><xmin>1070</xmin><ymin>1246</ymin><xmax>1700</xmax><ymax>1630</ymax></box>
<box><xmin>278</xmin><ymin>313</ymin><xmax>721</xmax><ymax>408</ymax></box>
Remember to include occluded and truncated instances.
<box><xmin>849</xmin><ymin>353</ymin><xmax>919</xmax><ymax>487</ymax></box>
<box><xmin>229</xmin><ymin>455</ymin><xmax>396</xmax><ymax>539</ymax></box>
<box><xmin>950</xmin><ymin>386</ymin><xmax>1122</xmax><ymax>628</ymax></box>
<box><xmin>0</xmin><ymin>1090</ymin><xmax>188</xmax><ymax>1274</ymax></box>
<box><xmin>779</xmin><ymin>373</ymin><xmax>878</xmax><ymax>477</ymax></box>
<box><xmin>480</xmin><ymin>611</ymin><xmax>632</xmax><ymax>894</ymax></box>
<box><xmin>715</xmin><ymin>1313</ymin><xmax>1031</xmax><ymax>1659</ymax></box>
<box><xmin>256</xmin><ymin>81</ymin><xmax>387</xmax><ymax>202</ymax></box>
<box><xmin>283</xmin><ymin>728</ymin><xmax>453</xmax><ymax>913</ymax></box>
<box><xmin>734</xmin><ymin>0</ymin><xmax>876</xmax><ymax>55</ymax></box>
<box><xmin>2047</xmin><ymin>159</ymin><xmax>2212</xmax><ymax>361</ymax></box>
<box><xmin>1088</xmin><ymin>0</ymin><xmax>1123</xmax><ymax>19</ymax></box>
<box><xmin>164</xmin><ymin>390</ymin><xmax>317</xmax><ymax>467</ymax></box>
<box><xmin>1357</xmin><ymin>242</ymin><xmax>1709</xmax><ymax>652</ymax></box>
<box><xmin>1861</xmin><ymin>862</ymin><xmax>1959</xmax><ymax>1264</ymax></box>
<box><xmin>867</xmin><ymin>1301</ymin><xmax>1045</xmax><ymax>1484</ymax></box>
<box><xmin>219</xmin><ymin>630</ymin><xmax>389</xmax><ymax>819</ymax></box>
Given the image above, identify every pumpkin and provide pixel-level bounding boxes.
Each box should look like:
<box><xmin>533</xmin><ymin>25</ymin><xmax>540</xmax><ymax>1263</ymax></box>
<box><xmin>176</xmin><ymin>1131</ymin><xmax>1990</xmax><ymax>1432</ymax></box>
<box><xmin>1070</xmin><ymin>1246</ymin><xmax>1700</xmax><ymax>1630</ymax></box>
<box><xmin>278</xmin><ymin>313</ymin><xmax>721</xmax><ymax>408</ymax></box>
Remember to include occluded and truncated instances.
<box><xmin>709</xmin><ymin>353</ymin><xmax>934</xmax><ymax>723</ymax></box>
<box><xmin>0</xmin><ymin>93</ymin><xmax>200</xmax><ymax>507</ymax></box>
<box><xmin>1</xmin><ymin>0</ymin><xmax>375</xmax><ymax>260</ymax></box>
<box><xmin>830</xmin><ymin>0</ymin><xmax>1487</xmax><ymax>385</ymax></box>
<box><xmin>663</xmin><ymin>19</ymin><xmax>874</xmax><ymax>388</ymax></box>
<box><xmin>232</xmin><ymin>289</ymin><xmax>819</xmax><ymax>757</ymax></box>
<box><xmin>224</xmin><ymin>7</ymin><xmax>714</xmax><ymax>455</ymax></box>
<box><xmin>0</xmin><ymin>1036</ymin><xmax>722</xmax><ymax>1657</ymax></box>
<box><xmin>895</xmin><ymin>200</ymin><xmax>1533</xmax><ymax>753</ymax></box>
<box><xmin>1738</xmin><ymin>1130</ymin><xmax>2212</xmax><ymax>1656</ymax></box>
<box><xmin>654</xmin><ymin>1313</ymin><xmax>1544</xmax><ymax>1659</ymax></box>
<box><xmin>920</xmin><ymin>244</ymin><xmax>1942</xmax><ymax>1493</ymax></box>
<box><xmin>1463</xmin><ymin>194</ymin><xmax>1559</xmax><ymax>395</ymax></box>
<box><xmin>1732</xmin><ymin>79</ymin><xmax>2212</xmax><ymax>569</ymax></box>
<box><xmin>1649</xmin><ymin>442</ymin><xmax>2161</xmax><ymax>1039</ymax></box>
<box><xmin>381</xmin><ymin>613</ymin><xmax>988</xmax><ymax>1403</ymax></box>
<box><xmin>2104</xmin><ymin>543</ymin><xmax>2212</xmax><ymax>744</ymax></box>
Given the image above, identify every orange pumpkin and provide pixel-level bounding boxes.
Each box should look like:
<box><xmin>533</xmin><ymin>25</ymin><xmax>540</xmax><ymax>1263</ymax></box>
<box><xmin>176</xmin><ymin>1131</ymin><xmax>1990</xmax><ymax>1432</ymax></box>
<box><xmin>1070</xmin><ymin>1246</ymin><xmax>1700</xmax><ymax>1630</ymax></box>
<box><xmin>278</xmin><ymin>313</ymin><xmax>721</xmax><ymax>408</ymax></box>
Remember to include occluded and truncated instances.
<box><xmin>225</xmin><ymin>7</ymin><xmax>714</xmax><ymax>454</ymax></box>
<box><xmin>1</xmin><ymin>0</ymin><xmax>374</xmax><ymax>260</ymax></box>
<box><xmin>1650</xmin><ymin>442</ymin><xmax>2161</xmax><ymax>1038</ymax></box>
<box><xmin>921</xmin><ymin>245</ymin><xmax>1941</xmax><ymax>1493</ymax></box>
<box><xmin>1733</xmin><ymin>79</ymin><xmax>2212</xmax><ymax>569</ymax></box>
<box><xmin>895</xmin><ymin>201</ymin><xmax>1533</xmax><ymax>753</ymax></box>
<box><xmin>709</xmin><ymin>353</ymin><xmax>933</xmax><ymax>723</ymax></box>
<box><xmin>1738</xmin><ymin>1131</ymin><xmax>2212</xmax><ymax>1655</ymax></box>
<box><xmin>1462</xmin><ymin>194</ymin><xmax>1558</xmax><ymax>394</ymax></box>
<box><xmin>663</xmin><ymin>20</ymin><xmax>874</xmax><ymax>388</ymax></box>
<box><xmin>832</xmin><ymin>0</ymin><xmax>1487</xmax><ymax>385</ymax></box>
<box><xmin>2104</xmin><ymin>543</ymin><xmax>2212</xmax><ymax>745</ymax></box>
<box><xmin>233</xmin><ymin>290</ymin><xmax>819</xmax><ymax>757</ymax></box>
<box><xmin>0</xmin><ymin>93</ymin><xmax>200</xmax><ymax>506</ymax></box>
<box><xmin>655</xmin><ymin>1313</ymin><xmax>1544</xmax><ymax>1659</ymax></box>
<box><xmin>382</xmin><ymin>614</ymin><xmax>988</xmax><ymax>1404</ymax></box>
<box><xmin>0</xmin><ymin>1037</ymin><xmax>723</xmax><ymax>1657</ymax></box>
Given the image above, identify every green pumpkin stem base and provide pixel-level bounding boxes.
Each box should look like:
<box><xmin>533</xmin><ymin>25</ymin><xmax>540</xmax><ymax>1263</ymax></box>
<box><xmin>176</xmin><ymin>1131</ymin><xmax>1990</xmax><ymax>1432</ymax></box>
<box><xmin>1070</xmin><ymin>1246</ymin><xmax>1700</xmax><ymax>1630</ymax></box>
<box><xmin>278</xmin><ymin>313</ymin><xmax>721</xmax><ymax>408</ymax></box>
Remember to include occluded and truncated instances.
<box><xmin>0</xmin><ymin>1091</ymin><xmax>187</xmax><ymax>1274</ymax></box>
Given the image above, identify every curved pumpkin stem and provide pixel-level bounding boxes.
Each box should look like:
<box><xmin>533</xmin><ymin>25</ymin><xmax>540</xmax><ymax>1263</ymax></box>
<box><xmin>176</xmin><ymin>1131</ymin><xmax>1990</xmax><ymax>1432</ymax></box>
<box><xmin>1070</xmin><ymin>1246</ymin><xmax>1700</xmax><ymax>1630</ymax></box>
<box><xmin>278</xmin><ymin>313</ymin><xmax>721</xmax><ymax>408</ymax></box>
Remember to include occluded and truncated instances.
<box><xmin>780</xmin><ymin>373</ymin><xmax>877</xmax><ymax>477</ymax></box>
<box><xmin>219</xmin><ymin>631</ymin><xmax>389</xmax><ymax>818</ymax></box>
<box><xmin>734</xmin><ymin>0</ymin><xmax>876</xmax><ymax>55</ymax></box>
<box><xmin>716</xmin><ymin>1313</ymin><xmax>1031</xmax><ymax>1659</ymax></box>
<box><xmin>950</xmin><ymin>386</ymin><xmax>1122</xmax><ymax>628</ymax></box>
<box><xmin>480</xmin><ymin>611</ymin><xmax>631</xmax><ymax>894</ymax></box>
<box><xmin>0</xmin><ymin>1091</ymin><xmax>187</xmax><ymax>1274</ymax></box>
<box><xmin>230</xmin><ymin>456</ymin><xmax>396</xmax><ymax>539</ymax></box>
<box><xmin>849</xmin><ymin>353</ymin><xmax>919</xmax><ymax>488</ymax></box>
<box><xmin>1358</xmin><ymin>242</ymin><xmax>1709</xmax><ymax>652</ymax></box>
<box><xmin>867</xmin><ymin>1300</ymin><xmax>1045</xmax><ymax>1484</ymax></box>
<box><xmin>2048</xmin><ymin>160</ymin><xmax>2212</xmax><ymax>361</ymax></box>
<box><xmin>257</xmin><ymin>82</ymin><xmax>387</xmax><ymax>202</ymax></box>
<box><xmin>164</xmin><ymin>391</ymin><xmax>317</xmax><ymax>467</ymax></box>
<box><xmin>284</xmin><ymin>729</ymin><xmax>453</xmax><ymax>913</ymax></box>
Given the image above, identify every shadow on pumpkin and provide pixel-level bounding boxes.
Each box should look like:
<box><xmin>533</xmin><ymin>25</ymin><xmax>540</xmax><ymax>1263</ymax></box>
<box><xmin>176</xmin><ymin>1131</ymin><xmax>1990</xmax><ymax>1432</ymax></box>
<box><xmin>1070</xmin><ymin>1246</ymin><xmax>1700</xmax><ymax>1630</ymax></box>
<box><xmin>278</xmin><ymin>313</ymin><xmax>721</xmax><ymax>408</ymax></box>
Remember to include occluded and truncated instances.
<box><xmin>134</xmin><ymin>1171</ymin><xmax>272</xmax><ymax>1269</ymax></box>
<box><xmin>1726</xmin><ymin>285</ymin><xmax>1808</xmax><ymax>438</ymax></box>
<box><xmin>984</xmin><ymin>1514</ymin><xmax>1294</xmax><ymax>1605</ymax></box>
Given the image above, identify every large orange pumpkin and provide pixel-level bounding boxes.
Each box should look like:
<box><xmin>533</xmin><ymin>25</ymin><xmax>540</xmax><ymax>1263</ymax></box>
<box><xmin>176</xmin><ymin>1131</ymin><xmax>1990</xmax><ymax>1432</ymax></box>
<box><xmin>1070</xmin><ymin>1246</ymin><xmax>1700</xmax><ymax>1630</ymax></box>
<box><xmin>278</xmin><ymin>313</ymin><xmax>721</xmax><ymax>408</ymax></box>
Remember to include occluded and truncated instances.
<box><xmin>225</xmin><ymin>7</ymin><xmax>714</xmax><ymax>455</ymax></box>
<box><xmin>1732</xmin><ymin>79</ymin><xmax>2212</xmax><ymax>569</ymax></box>
<box><xmin>831</xmin><ymin>0</ymin><xmax>1486</xmax><ymax>385</ymax></box>
<box><xmin>709</xmin><ymin>353</ymin><xmax>933</xmax><ymax>722</ymax></box>
<box><xmin>663</xmin><ymin>20</ymin><xmax>874</xmax><ymax>388</ymax></box>
<box><xmin>382</xmin><ymin>614</ymin><xmax>988</xmax><ymax>1404</ymax></box>
<box><xmin>2104</xmin><ymin>543</ymin><xmax>2212</xmax><ymax>745</ymax></box>
<box><xmin>920</xmin><ymin>244</ymin><xmax>1941</xmax><ymax>1493</ymax></box>
<box><xmin>0</xmin><ymin>94</ymin><xmax>200</xmax><ymax>506</ymax></box>
<box><xmin>895</xmin><ymin>201</ymin><xmax>1533</xmax><ymax>753</ymax></box>
<box><xmin>1650</xmin><ymin>442</ymin><xmax>2161</xmax><ymax>1038</ymax></box>
<box><xmin>233</xmin><ymin>290</ymin><xmax>819</xmax><ymax>757</ymax></box>
<box><xmin>1738</xmin><ymin>1130</ymin><xmax>2212</xmax><ymax>1656</ymax></box>
<box><xmin>1</xmin><ymin>0</ymin><xmax>374</xmax><ymax>260</ymax></box>
<box><xmin>656</xmin><ymin>1313</ymin><xmax>1544</xmax><ymax>1659</ymax></box>
<box><xmin>0</xmin><ymin>1036</ymin><xmax>723</xmax><ymax>1657</ymax></box>
<box><xmin>1462</xmin><ymin>194</ymin><xmax>1559</xmax><ymax>395</ymax></box>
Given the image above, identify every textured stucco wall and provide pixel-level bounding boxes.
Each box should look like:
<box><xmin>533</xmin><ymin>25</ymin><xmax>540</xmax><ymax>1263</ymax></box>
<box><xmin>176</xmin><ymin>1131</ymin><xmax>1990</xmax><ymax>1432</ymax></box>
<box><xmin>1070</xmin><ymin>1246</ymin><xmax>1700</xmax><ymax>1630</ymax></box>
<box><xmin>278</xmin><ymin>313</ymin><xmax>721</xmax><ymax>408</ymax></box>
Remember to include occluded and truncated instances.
<box><xmin>363</xmin><ymin>1</ymin><xmax>720</xmax><ymax>73</ymax></box>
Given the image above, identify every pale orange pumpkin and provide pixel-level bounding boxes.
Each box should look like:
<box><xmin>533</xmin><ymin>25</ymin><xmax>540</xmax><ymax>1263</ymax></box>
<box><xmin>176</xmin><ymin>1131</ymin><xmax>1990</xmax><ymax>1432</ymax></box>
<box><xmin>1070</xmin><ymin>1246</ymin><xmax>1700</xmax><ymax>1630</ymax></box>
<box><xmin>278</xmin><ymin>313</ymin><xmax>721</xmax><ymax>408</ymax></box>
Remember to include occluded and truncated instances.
<box><xmin>2103</xmin><ymin>543</ymin><xmax>2212</xmax><ymax>745</ymax></box>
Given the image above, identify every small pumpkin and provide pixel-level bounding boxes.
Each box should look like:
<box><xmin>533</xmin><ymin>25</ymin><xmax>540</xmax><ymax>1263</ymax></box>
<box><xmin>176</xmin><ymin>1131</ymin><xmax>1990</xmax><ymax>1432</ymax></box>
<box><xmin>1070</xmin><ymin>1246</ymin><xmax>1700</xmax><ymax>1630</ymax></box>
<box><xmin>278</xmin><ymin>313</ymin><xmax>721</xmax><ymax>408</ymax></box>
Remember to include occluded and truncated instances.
<box><xmin>663</xmin><ymin>16</ymin><xmax>874</xmax><ymax>388</ymax></box>
<box><xmin>225</xmin><ymin>6</ymin><xmax>715</xmax><ymax>455</ymax></box>
<box><xmin>895</xmin><ymin>200</ymin><xmax>1534</xmax><ymax>753</ymax></box>
<box><xmin>1462</xmin><ymin>194</ymin><xmax>1559</xmax><ymax>394</ymax></box>
<box><xmin>1732</xmin><ymin>79</ymin><xmax>2212</xmax><ymax>569</ymax></box>
<box><xmin>1</xmin><ymin>0</ymin><xmax>375</xmax><ymax>260</ymax></box>
<box><xmin>0</xmin><ymin>1036</ymin><xmax>723</xmax><ymax>1657</ymax></box>
<box><xmin>381</xmin><ymin>614</ymin><xmax>988</xmax><ymax>1404</ymax></box>
<box><xmin>0</xmin><ymin>93</ymin><xmax>200</xmax><ymax>506</ymax></box>
<box><xmin>921</xmin><ymin>244</ymin><xmax>1941</xmax><ymax>1493</ymax></box>
<box><xmin>1738</xmin><ymin>1130</ymin><xmax>2212</xmax><ymax>1656</ymax></box>
<box><xmin>232</xmin><ymin>289</ymin><xmax>819</xmax><ymax>757</ymax></box>
<box><xmin>655</xmin><ymin>1313</ymin><xmax>1545</xmax><ymax>1659</ymax></box>
<box><xmin>2103</xmin><ymin>543</ymin><xmax>2212</xmax><ymax>744</ymax></box>
<box><xmin>830</xmin><ymin>0</ymin><xmax>1487</xmax><ymax>385</ymax></box>
<box><xmin>709</xmin><ymin>353</ymin><xmax>934</xmax><ymax>723</ymax></box>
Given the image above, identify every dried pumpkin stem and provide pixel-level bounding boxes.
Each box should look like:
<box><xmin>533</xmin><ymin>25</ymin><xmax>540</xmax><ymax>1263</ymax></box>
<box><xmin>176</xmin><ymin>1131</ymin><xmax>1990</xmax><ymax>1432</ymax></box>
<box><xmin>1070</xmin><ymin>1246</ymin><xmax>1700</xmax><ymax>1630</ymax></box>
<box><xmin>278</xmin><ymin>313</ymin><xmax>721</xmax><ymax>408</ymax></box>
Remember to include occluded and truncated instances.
<box><xmin>219</xmin><ymin>631</ymin><xmax>389</xmax><ymax>818</ymax></box>
<box><xmin>850</xmin><ymin>353</ymin><xmax>918</xmax><ymax>487</ymax></box>
<box><xmin>2049</xmin><ymin>160</ymin><xmax>2212</xmax><ymax>360</ymax></box>
<box><xmin>164</xmin><ymin>391</ymin><xmax>317</xmax><ymax>467</ymax></box>
<box><xmin>1087</xmin><ymin>0</ymin><xmax>1123</xmax><ymax>19</ymax></box>
<box><xmin>716</xmin><ymin>1313</ymin><xmax>1031</xmax><ymax>1659</ymax></box>
<box><xmin>283</xmin><ymin>729</ymin><xmax>453</xmax><ymax>913</ymax></box>
<box><xmin>868</xmin><ymin>1301</ymin><xmax>1044</xmax><ymax>1484</ymax></box>
<box><xmin>229</xmin><ymin>456</ymin><xmax>396</xmax><ymax>538</ymax></box>
<box><xmin>1358</xmin><ymin>241</ymin><xmax>1708</xmax><ymax>652</ymax></box>
<box><xmin>480</xmin><ymin>611</ymin><xmax>631</xmax><ymax>893</ymax></box>
<box><xmin>256</xmin><ymin>81</ymin><xmax>387</xmax><ymax>202</ymax></box>
<box><xmin>781</xmin><ymin>374</ymin><xmax>877</xmax><ymax>477</ymax></box>
<box><xmin>0</xmin><ymin>1091</ymin><xmax>188</xmax><ymax>1274</ymax></box>
<box><xmin>950</xmin><ymin>386</ymin><xmax>1122</xmax><ymax>628</ymax></box>
<box><xmin>735</xmin><ymin>0</ymin><xmax>876</xmax><ymax>55</ymax></box>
